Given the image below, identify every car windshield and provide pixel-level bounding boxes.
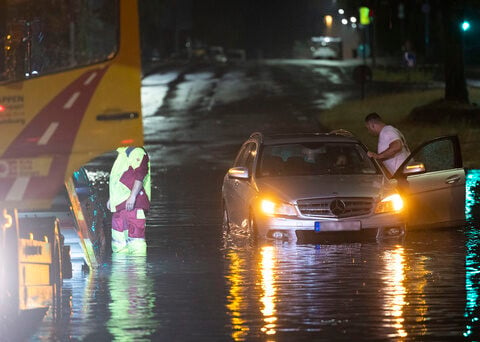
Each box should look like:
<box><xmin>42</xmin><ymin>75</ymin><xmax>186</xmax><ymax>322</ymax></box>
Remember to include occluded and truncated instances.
<box><xmin>257</xmin><ymin>142</ymin><xmax>378</xmax><ymax>177</ymax></box>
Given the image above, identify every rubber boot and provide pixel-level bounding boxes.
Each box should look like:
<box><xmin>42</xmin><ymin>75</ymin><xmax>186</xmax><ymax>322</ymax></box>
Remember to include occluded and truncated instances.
<box><xmin>127</xmin><ymin>237</ymin><xmax>147</xmax><ymax>256</ymax></box>
<box><xmin>112</xmin><ymin>229</ymin><xmax>129</xmax><ymax>254</ymax></box>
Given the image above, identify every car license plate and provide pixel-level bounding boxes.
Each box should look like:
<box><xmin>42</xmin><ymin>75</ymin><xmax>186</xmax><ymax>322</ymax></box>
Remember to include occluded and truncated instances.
<box><xmin>314</xmin><ymin>221</ymin><xmax>361</xmax><ymax>232</ymax></box>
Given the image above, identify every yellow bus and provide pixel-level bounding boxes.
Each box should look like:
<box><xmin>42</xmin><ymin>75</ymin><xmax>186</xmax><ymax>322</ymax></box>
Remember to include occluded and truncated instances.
<box><xmin>0</xmin><ymin>0</ymin><xmax>143</xmax><ymax>323</ymax></box>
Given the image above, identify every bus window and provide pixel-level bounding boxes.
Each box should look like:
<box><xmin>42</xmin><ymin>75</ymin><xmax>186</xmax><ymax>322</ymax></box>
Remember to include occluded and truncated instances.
<box><xmin>0</xmin><ymin>0</ymin><xmax>118</xmax><ymax>83</ymax></box>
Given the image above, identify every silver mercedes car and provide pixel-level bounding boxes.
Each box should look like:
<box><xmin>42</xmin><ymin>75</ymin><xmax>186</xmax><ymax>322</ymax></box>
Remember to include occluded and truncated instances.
<box><xmin>221</xmin><ymin>131</ymin><xmax>465</xmax><ymax>242</ymax></box>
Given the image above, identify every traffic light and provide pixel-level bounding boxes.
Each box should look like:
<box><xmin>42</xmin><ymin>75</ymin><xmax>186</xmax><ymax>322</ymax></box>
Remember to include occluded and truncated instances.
<box><xmin>359</xmin><ymin>7</ymin><xmax>370</xmax><ymax>25</ymax></box>
<box><xmin>461</xmin><ymin>20</ymin><xmax>471</xmax><ymax>31</ymax></box>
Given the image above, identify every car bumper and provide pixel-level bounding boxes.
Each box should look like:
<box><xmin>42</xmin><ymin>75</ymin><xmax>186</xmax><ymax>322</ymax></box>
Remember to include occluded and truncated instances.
<box><xmin>255</xmin><ymin>213</ymin><xmax>406</xmax><ymax>242</ymax></box>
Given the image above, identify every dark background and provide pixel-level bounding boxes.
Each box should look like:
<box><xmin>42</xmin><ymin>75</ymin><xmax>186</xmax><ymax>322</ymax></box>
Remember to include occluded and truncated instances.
<box><xmin>139</xmin><ymin>0</ymin><xmax>480</xmax><ymax>64</ymax></box>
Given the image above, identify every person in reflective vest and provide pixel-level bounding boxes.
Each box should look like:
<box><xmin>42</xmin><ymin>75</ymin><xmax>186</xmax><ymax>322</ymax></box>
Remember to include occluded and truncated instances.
<box><xmin>107</xmin><ymin>146</ymin><xmax>151</xmax><ymax>256</ymax></box>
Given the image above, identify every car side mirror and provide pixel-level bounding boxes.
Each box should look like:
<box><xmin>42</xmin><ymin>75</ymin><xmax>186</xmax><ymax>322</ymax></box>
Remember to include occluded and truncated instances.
<box><xmin>228</xmin><ymin>166</ymin><xmax>249</xmax><ymax>179</ymax></box>
<box><xmin>403</xmin><ymin>161</ymin><xmax>426</xmax><ymax>175</ymax></box>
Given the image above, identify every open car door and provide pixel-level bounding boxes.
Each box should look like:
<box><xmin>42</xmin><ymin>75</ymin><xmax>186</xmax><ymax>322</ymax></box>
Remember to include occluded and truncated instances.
<box><xmin>394</xmin><ymin>136</ymin><xmax>465</xmax><ymax>229</ymax></box>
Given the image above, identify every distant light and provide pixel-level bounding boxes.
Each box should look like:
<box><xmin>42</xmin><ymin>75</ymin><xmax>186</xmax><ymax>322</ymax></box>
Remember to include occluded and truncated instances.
<box><xmin>324</xmin><ymin>15</ymin><xmax>333</xmax><ymax>28</ymax></box>
<box><xmin>324</xmin><ymin>37</ymin><xmax>331</xmax><ymax>43</ymax></box>
<box><xmin>341</xmin><ymin>18</ymin><xmax>348</xmax><ymax>25</ymax></box>
<box><xmin>461</xmin><ymin>20</ymin><xmax>471</xmax><ymax>31</ymax></box>
<box><xmin>311</xmin><ymin>36</ymin><xmax>342</xmax><ymax>43</ymax></box>
<box><xmin>0</xmin><ymin>105</ymin><xmax>5</xmax><ymax>112</ymax></box>
<box><xmin>350</xmin><ymin>16</ymin><xmax>357</xmax><ymax>23</ymax></box>
<box><xmin>338</xmin><ymin>9</ymin><xmax>344</xmax><ymax>15</ymax></box>
<box><xmin>352</xmin><ymin>23</ymin><xmax>357</xmax><ymax>29</ymax></box>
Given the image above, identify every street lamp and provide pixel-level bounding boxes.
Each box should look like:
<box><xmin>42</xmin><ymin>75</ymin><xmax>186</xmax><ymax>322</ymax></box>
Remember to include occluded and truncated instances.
<box><xmin>324</xmin><ymin>15</ymin><xmax>333</xmax><ymax>28</ymax></box>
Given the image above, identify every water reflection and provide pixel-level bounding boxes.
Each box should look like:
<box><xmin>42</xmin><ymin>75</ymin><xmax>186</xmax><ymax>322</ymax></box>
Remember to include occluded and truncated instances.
<box><xmin>466</xmin><ymin>170</ymin><xmax>480</xmax><ymax>220</ymax></box>
<box><xmin>29</xmin><ymin>262</ymin><xmax>106</xmax><ymax>341</ymax></box>
<box><xmin>464</xmin><ymin>224</ymin><xmax>480</xmax><ymax>339</ymax></box>
<box><xmin>223</xmin><ymin>235</ymin><xmax>472</xmax><ymax>341</ymax></box>
<box><xmin>107</xmin><ymin>255</ymin><xmax>157</xmax><ymax>342</ymax></box>
<box><xmin>259</xmin><ymin>246</ymin><xmax>277</xmax><ymax>337</ymax></box>
<box><xmin>381</xmin><ymin>245</ymin><xmax>407</xmax><ymax>338</ymax></box>
<box><xmin>27</xmin><ymin>167</ymin><xmax>480</xmax><ymax>340</ymax></box>
<box><xmin>226</xmin><ymin>251</ymin><xmax>249</xmax><ymax>341</ymax></box>
<box><xmin>464</xmin><ymin>169</ymin><xmax>480</xmax><ymax>339</ymax></box>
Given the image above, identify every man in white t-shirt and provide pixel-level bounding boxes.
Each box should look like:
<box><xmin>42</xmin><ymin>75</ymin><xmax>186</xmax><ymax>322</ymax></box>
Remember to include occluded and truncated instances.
<box><xmin>364</xmin><ymin>112</ymin><xmax>410</xmax><ymax>175</ymax></box>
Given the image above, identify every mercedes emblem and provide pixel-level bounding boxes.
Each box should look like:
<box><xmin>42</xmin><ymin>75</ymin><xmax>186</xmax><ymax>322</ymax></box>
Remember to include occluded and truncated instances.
<box><xmin>330</xmin><ymin>199</ymin><xmax>346</xmax><ymax>216</ymax></box>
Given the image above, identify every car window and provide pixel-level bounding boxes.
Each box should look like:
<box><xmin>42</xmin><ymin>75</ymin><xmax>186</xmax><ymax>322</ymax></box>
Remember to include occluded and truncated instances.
<box><xmin>257</xmin><ymin>142</ymin><xmax>378</xmax><ymax>177</ymax></box>
<box><xmin>407</xmin><ymin>138</ymin><xmax>456</xmax><ymax>172</ymax></box>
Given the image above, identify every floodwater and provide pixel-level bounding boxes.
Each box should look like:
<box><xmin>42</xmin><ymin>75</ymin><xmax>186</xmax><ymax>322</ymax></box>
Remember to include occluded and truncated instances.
<box><xmin>21</xmin><ymin>61</ymin><xmax>480</xmax><ymax>341</ymax></box>
<box><xmin>24</xmin><ymin>167</ymin><xmax>480</xmax><ymax>342</ymax></box>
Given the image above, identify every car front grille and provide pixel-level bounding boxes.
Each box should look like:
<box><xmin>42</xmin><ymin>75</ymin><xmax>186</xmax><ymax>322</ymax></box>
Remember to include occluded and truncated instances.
<box><xmin>296</xmin><ymin>197</ymin><xmax>373</xmax><ymax>218</ymax></box>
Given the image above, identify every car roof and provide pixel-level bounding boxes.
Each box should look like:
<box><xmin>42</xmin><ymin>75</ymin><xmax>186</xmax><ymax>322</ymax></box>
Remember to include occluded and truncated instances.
<box><xmin>250</xmin><ymin>130</ymin><xmax>362</xmax><ymax>145</ymax></box>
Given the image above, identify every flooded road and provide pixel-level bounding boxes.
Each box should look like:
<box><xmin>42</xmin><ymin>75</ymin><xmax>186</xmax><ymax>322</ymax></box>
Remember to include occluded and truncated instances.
<box><xmin>25</xmin><ymin>60</ymin><xmax>480</xmax><ymax>341</ymax></box>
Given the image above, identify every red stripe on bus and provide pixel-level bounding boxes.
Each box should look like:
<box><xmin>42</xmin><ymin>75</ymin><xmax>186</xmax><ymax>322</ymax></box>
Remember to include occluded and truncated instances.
<box><xmin>0</xmin><ymin>67</ymin><xmax>109</xmax><ymax>202</ymax></box>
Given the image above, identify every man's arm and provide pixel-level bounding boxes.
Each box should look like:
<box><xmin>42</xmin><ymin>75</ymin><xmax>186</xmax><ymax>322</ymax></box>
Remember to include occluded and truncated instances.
<box><xmin>125</xmin><ymin>148</ymin><xmax>149</xmax><ymax>211</ymax></box>
<box><xmin>125</xmin><ymin>179</ymin><xmax>143</xmax><ymax>211</ymax></box>
<box><xmin>367</xmin><ymin>139</ymin><xmax>402</xmax><ymax>160</ymax></box>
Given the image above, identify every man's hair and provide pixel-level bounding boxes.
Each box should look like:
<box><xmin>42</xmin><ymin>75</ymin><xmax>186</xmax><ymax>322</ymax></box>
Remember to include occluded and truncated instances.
<box><xmin>364</xmin><ymin>112</ymin><xmax>383</xmax><ymax>123</ymax></box>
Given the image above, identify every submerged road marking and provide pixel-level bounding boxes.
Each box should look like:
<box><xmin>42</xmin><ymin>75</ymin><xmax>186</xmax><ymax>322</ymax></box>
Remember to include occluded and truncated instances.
<box><xmin>63</xmin><ymin>92</ymin><xmax>81</xmax><ymax>109</ymax></box>
<box><xmin>38</xmin><ymin>122</ymin><xmax>59</xmax><ymax>145</ymax></box>
<box><xmin>6</xmin><ymin>177</ymin><xmax>30</xmax><ymax>201</ymax></box>
<box><xmin>84</xmin><ymin>72</ymin><xmax>98</xmax><ymax>86</ymax></box>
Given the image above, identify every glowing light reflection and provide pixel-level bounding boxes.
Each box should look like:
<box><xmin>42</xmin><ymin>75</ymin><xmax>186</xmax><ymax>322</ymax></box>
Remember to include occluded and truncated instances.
<box><xmin>464</xmin><ymin>229</ymin><xmax>480</xmax><ymax>336</ymax></box>
<box><xmin>226</xmin><ymin>251</ymin><xmax>249</xmax><ymax>341</ymax></box>
<box><xmin>464</xmin><ymin>170</ymin><xmax>480</xmax><ymax>338</ymax></box>
<box><xmin>465</xmin><ymin>169</ymin><xmax>480</xmax><ymax>220</ymax></box>
<box><xmin>382</xmin><ymin>246</ymin><xmax>407</xmax><ymax>338</ymax></box>
<box><xmin>260</xmin><ymin>246</ymin><xmax>277</xmax><ymax>336</ymax></box>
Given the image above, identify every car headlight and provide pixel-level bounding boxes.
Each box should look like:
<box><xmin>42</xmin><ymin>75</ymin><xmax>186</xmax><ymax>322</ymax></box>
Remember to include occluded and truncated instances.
<box><xmin>375</xmin><ymin>193</ymin><xmax>404</xmax><ymax>214</ymax></box>
<box><xmin>260</xmin><ymin>199</ymin><xmax>297</xmax><ymax>216</ymax></box>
